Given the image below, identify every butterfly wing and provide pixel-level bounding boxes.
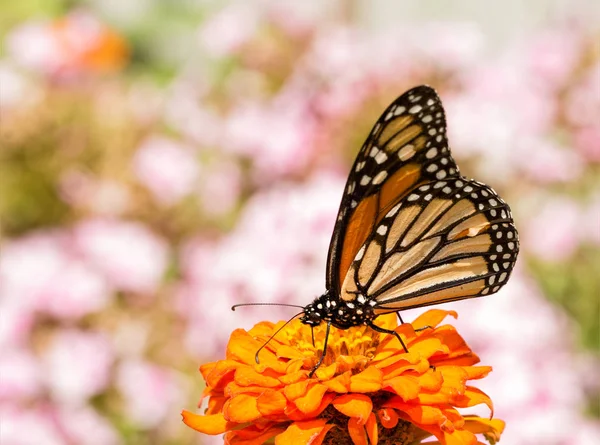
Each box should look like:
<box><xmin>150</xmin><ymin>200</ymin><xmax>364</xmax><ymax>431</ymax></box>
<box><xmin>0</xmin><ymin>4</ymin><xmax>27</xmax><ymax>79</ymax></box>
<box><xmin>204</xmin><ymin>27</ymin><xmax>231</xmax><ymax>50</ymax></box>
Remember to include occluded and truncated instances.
<box><xmin>339</xmin><ymin>178</ymin><xmax>519</xmax><ymax>309</ymax></box>
<box><xmin>326</xmin><ymin>85</ymin><xmax>460</xmax><ymax>295</ymax></box>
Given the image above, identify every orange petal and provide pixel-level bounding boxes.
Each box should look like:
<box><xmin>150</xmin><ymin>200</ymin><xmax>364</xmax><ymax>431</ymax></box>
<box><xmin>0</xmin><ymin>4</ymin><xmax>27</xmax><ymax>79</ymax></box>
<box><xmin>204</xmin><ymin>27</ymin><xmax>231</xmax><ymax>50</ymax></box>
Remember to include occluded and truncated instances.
<box><xmin>323</xmin><ymin>370</ymin><xmax>351</xmax><ymax>393</ymax></box>
<box><xmin>377</xmin><ymin>408</ymin><xmax>399</xmax><ymax>429</ymax></box>
<box><xmin>383</xmin><ymin>375</ymin><xmax>420</xmax><ymax>401</ymax></box>
<box><xmin>442</xmin><ymin>428</ymin><xmax>478</xmax><ymax>445</ymax></box>
<box><xmin>279</xmin><ymin>368</ymin><xmax>309</xmax><ymax>385</ymax></box>
<box><xmin>416</xmin><ymin>369</ymin><xmax>444</xmax><ymax>392</ymax></box>
<box><xmin>463</xmin><ymin>416</ymin><xmax>505</xmax><ymax>439</ymax></box>
<box><xmin>375</xmin><ymin>313</ymin><xmax>398</xmax><ymax>330</ymax></box>
<box><xmin>204</xmin><ymin>360</ymin><xmax>242</xmax><ymax>389</ymax></box>
<box><xmin>234</xmin><ymin>367</ymin><xmax>281</xmax><ymax>388</ymax></box>
<box><xmin>315</xmin><ymin>363</ymin><xmax>338</xmax><ymax>381</ymax></box>
<box><xmin>206</xmin><ymin>396</ymin><xmax>227</xmax><ymax>415</ymax></box>
<box><xmin>454</xmin><ymin>386</ymin><xmax>494</xmax><ymax>415</ymax></box>
<box><xmin>332</xmin><ymin>394</ymin><xmax>373</xmax><ymax>425</ymax></box>
<box><xmin>348</xmin><ymin>417</ymin><xmax>368</xmax><ymax>445</ymax></box>
<box><xmin>349</xmin><ymin>366</ymin><xmax>383</xmax><ymax>392</ymax></box>
<box><xmin>284</xmin><ymin>380</ymin><xmax>310</xmax><ymax>401</ymax></box>
<box><xmin>384</xmin><ymin>398</ymin><xmax>445</xmax><ymax>425</ymax></box>
<box><xmin>285</xmin><ymin>393</ymin><xmax>335</xmax><ymax>421</ymax></box>
<box><xmin>226</xmin><ymin>425</ymin><xmax>286</xmax><ymax>445</ymax></box>
<box><xmin>226</xmin><ymin>330</ymin><xmax>269</xmax><ymax>365</ymax></box>
<box><xmin>411</xmin><ymin>309</ymin><xmax>457</xmax><ymax>330</ymax></box>
<box><xmin>224</xmin><ymin>394</ymin><xmax>261</xmax><ymax>423</ymax></box>
<box><xmin>181</xmin><ymin>411</ymin><xmax>234</xmax><ymax>435</ymax></box>
<box><xmin>365</xmin><ymin>412</ymin><xmax>378</xmax><ymax>445</ymax></box>
<box><xmin>277</xmin><ymin>345</ymin><xmax>306</xmax><ymax>360</ymax></box>
<box><xmin>257</xmin><ymin>389</ymin><xmax>287</xmax><ymax>416</ymax></box>
<box><xmin>463</xmin><ymin>366</ymin><xmax>492</xmax><ymax>380</ymax></box>
<box><xmin>275</xmin><ymin>419</ymin><xmax>333</xmax><ymax>445</ymax></box>
<box><xmin>406</xmin><ymin>336</ymin><xmax>448</xmax><ymax>359</ymax></box>
<box><xmin>295</xmin><ymin>383</ymin><xmax>329</xmax><ymax>413</ymax></box>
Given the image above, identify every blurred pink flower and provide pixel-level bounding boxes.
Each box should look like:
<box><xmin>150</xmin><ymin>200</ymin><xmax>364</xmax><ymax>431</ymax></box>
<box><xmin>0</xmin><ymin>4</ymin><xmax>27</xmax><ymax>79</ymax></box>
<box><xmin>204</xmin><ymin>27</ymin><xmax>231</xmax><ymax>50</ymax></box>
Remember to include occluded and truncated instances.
<box><xmin>59</xmin><ymin>172</ymin><xmax>131</xmax><ymax>216</ymax></box>
<box><xmin>574</xmin><ymin>126</ymin><xmax>600</xmax><ymax>162</ymax></box>
<box><xmin>6</xmin><ymin>11</ymin><xmax>128</xmax><ymax>80</ymax></box>
<box><xmin>525</xmin><ymin>29</ymin><xmax>583</xmax><ymax>92</ymax></box>
<box><xmin>197</xmin><ymin>159</ymin><xmax>242</xmax><ymax>217</ymax></box>
<box><xmin>565</xmin><ymin>62</ymin><xmax>600</xmax><ymax>128</ymax></box>
<box><xmin>0</xmin><ymin>231</ymin><xmax>111</xmax><ymax>321</ymax></box>
<box><xmin>198</xmin><ymin>3</ymin><xmax>258</xmax><ymax>57</ymax></box>
<box><xmin>74</xmin><ymin>218</ymin><xmax>169</xmax><ymax>295</ymax></box>
<box><xmin>42</xmin><ymin>329</ymin><xmax>114</xmax><ymax>404</ymax></box>
<box><xmin>224</xmin><ymin>99</ymin><xmax>317</xmax><ymax>178</ymax></box>
<box><xmin>0</xmin><ymin>406</ymin><xmax>64</xmax><ymax>445</ymax></box>
<box><xmin>132</xmin><ymin>136</ymin><xmax>199</xmax><ymax>205</ymax></box>
<box><xmin>522</xmin><ymin>197</ymin><xmax>583</xmax><ymax>261</ymax></box>
<box><xmin>57</xmin><ymin>405</ymin><xmax>122</xmax><ymax>445</ymax></box>
<box><xmin>116</xmin><ymin>359</ymin><xmax>185</xmax><ymax>429</ymax></box>
<box><xmin>0</xmin><ymin>349</ymin><xmax>42</xmax><ymax>402</ymax></box>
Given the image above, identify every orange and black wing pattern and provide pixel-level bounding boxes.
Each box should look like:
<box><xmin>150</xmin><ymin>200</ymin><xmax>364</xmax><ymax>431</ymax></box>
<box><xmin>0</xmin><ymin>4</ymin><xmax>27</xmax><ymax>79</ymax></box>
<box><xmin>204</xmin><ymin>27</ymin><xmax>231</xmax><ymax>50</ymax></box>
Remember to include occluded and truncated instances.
<box><xmin>326</xmin><ymin>85</ymin><xmax>460</xmax><ymax>295</ymax></box>
<box><xmin>327</xmin><ymin>85</ymin><xmax>519</xmax><ymax>308</ymax></box>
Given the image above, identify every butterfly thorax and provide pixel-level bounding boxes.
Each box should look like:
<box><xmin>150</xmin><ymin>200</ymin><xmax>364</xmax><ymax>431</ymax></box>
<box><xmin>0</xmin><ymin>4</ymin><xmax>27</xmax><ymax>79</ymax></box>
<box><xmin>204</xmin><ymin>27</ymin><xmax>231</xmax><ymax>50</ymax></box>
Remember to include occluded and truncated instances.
<box><xmin>300</xmin><ymin>290</ymin><xmax>377</xmax><ymax>329</ymax></box>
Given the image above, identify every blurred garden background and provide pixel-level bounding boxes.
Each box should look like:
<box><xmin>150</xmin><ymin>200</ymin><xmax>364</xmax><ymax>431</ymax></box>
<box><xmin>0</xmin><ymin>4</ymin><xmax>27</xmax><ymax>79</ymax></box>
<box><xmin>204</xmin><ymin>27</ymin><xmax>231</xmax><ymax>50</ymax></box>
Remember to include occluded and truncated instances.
<box><xmin>1</xmin><ymin>1</ymin><xmax>599</xmax><ymax>444</ymax></box>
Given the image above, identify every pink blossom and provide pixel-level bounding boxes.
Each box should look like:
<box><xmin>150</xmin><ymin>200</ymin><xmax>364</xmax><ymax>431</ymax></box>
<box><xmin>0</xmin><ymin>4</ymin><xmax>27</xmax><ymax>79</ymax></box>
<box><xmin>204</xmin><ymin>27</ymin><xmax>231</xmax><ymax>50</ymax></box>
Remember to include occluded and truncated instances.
<box><xmin>224</xmin><ymin>99</ymin><xmax>317</xmax><ymax>178</ymax></box>
<box><xmin>573</xmin><ymin>126</ymin><xmax>600</xmax><ymax>162</ymax></box>
<box><xmin>132</xmin><ymin>136</ymin><xmax>199</xmax><ymax>205</ymax></box>
<box><xmin>197</xmin><ymin>159</ymin><xmax>242</xmax><ymax>217</ymax></box>
<box><xmin>73</xmin><ymin>218</ymin><xmax>169</xmax><ymax>295</ymax></box>
<box><xmin>522</xmin><ymin>197</ymin><xmax>583</xmax><ymax>261</ymax></box>
<box><xmin>565</xmin><ymin>62</ymin><xmax>600</xmax><ymax>128</ymax></box>
<box><xmin>198</xmin><ymin>3</ymin><xmax>259</xmax><ymax>57</ymax></box>
<box><xmin>57</xmin><ymin>405</ymin><xmax>122</xmax><ymax>445</ymax></box>
<box><xmin>0</xmin><ymin>349</ymin><xmax>42</xmax><ymax>401</ymax></box>
<box><xmin>116</xmin><ymin>359</ymin><xmax>185</xmax><ymax>429</ymax></box>
<box><xmin>42</xmin><ymin>329</ymin><xmax>114</xmax><ymax>404</ymax></box>
<box><xmin>0</xmin><ymin>406</ymin><xmax>64</xmax><ymax>445</ymax></box>
<box><xmin>0</xmin><ymin>230</ymin><xmax>111</xmax><ymax>321</ymax></box>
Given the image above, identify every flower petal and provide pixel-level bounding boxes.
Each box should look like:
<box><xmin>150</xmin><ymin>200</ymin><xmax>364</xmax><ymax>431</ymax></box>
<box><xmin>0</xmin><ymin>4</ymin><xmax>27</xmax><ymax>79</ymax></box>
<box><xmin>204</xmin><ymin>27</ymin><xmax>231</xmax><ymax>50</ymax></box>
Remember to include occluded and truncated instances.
<box><xmin>383</xmin><ymin>375</ymin><xmax>420</xmax><ymax>401</ymax></box>
<box><xmin>349</xmin><ymin>366</ymin><xmax>383</xmax><ymax>392</ymax></box>
<box><xmin>257</xmin><ymin>389</ymin><xmax>287</xmax><ymax>416</ymax></box>
<box><xmin>333</xmin><ymin>394</ymin><xmax>373</xmax><ymax>425</ymax></box>
<box><xmin>348</xmin><ymin>417</ymin><xmax>368</xmax><ymax>445</ymax></box>
<box><xmin>226</xmin><ymin>425</ymin><xmax>286</xmax><ymax>445</ymax></box>
<box><xmin>412</xmin><ymin>309</ymin><xmax>457</xmax><ymax>330</ymax></box>
<box><xmin>463</xmin><ymin>416</ymin><xmax>505</xmax><ymax>439</ymax></box>
<box><xmin>284</xmin><ymin>380</ymin><xmax>310</xmax><ymax>401</ymax></box>
<box><xmin>377</xmin><ymin>408</ymin><xmax>399</xmax><ymax>429</ymax></box>
<box><xmin>224</xmin><ymin>394</ymin><xmax>262</xmax><ymax>422</ymax></box>
<box><xmin>275</xmin><ymin>419</ymin><xmax>333</xmax><ymax>445</ymax></box>
<box><xmin>235</xmin><ymin>367</ymin><xmax>281</xmax><ymax>387</ymax></box>
<box><xmin>323</xmin><ymin>370</ymin><xmax>351</xmax><ymax>393</ymax></box>
<box><xmin>365</xmin><ymin>412</ymin><xmax>378</xmax><ymax>445</ymax></box>
<box><xmin>294</xmin><ymin>383</ymin><xmax>329</xmax><ymax>413</ymax></box>
<box><xmin>181</xmin><ymin>411</ymin><xmax>234</xmax><ymax>435</ymax></box>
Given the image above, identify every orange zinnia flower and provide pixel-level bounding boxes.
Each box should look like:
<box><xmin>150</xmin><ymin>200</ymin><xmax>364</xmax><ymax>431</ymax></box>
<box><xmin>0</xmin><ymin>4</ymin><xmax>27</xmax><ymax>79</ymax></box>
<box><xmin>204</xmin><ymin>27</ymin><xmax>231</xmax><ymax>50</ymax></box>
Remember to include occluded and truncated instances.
<box><xmin>182</xmin><ymin>309</ymin><xmax>504</xmax><ymax>444</ymax></box>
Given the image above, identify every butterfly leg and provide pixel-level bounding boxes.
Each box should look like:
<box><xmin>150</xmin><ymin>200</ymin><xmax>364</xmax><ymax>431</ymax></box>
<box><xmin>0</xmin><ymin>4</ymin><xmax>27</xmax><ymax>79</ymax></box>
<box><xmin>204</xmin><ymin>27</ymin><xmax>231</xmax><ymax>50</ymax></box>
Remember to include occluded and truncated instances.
<box><xmin>311</xmin><ymin>326</ymin><xmax>315</xmax><ymax>347</ymax></box>
<box><xmin>309</xmin><ymin>321</ymin><xmax>331</xmax><ymax>377</ymax></box>
<box><xmin>368</xmin><ymin>322</ymin><xmax>408</xmax><ymax>353</ymax></box>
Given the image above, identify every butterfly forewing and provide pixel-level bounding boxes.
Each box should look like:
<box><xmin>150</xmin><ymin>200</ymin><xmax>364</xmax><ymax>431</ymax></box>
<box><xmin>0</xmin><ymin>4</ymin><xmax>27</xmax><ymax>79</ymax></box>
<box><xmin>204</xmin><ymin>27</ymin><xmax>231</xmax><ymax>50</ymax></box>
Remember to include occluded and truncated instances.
<box><xmin>326</xmin><ymin>86</ymin><xmax>460</xmax><ymax>295</ymax></box>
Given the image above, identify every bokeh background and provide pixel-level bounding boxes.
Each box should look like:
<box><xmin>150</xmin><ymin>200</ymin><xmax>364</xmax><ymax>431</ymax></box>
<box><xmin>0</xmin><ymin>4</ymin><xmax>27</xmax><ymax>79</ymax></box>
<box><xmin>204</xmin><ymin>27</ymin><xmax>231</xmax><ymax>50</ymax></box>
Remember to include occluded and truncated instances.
<box><xmin>1</xmin><ymin>1</ymin><xmax>599</xmax><ymax>444</ymax></box>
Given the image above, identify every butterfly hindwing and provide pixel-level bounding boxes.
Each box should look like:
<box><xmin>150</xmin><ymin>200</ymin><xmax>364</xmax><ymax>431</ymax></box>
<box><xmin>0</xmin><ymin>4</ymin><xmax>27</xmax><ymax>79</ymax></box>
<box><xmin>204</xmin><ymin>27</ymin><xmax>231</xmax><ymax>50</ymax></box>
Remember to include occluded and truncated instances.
<box><xmin>326</xmin><ymin>86</ymin><xmax>460</xmax><ymax>295</ymax></box>
<box><xmin>339</xmin><ymin>177</ymin><xmax>519</xmax><ymax>310</ymax></box>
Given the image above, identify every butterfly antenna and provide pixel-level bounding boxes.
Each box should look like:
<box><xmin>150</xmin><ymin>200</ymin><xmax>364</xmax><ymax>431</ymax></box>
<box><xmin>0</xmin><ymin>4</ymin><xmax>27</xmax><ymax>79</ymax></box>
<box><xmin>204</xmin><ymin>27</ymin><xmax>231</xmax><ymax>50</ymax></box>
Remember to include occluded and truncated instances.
<box><xmin>255</xmin><ymin>312</ymin><xmax>304</xmax><ymax>364</ymax></box>
<box><xmin>232</xmin><ymin>303</ymin><xmax>304</xmax><ymax>311</ymax></box>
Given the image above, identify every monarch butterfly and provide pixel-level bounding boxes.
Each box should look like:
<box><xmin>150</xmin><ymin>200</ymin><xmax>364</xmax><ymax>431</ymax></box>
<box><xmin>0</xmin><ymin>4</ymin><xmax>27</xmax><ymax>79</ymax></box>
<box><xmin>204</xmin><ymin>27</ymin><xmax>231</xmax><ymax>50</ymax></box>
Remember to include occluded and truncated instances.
<box><xmin>233</xmin><ymin>85</ymin><xmax>519</xmax><ymax>373</ymax></box>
